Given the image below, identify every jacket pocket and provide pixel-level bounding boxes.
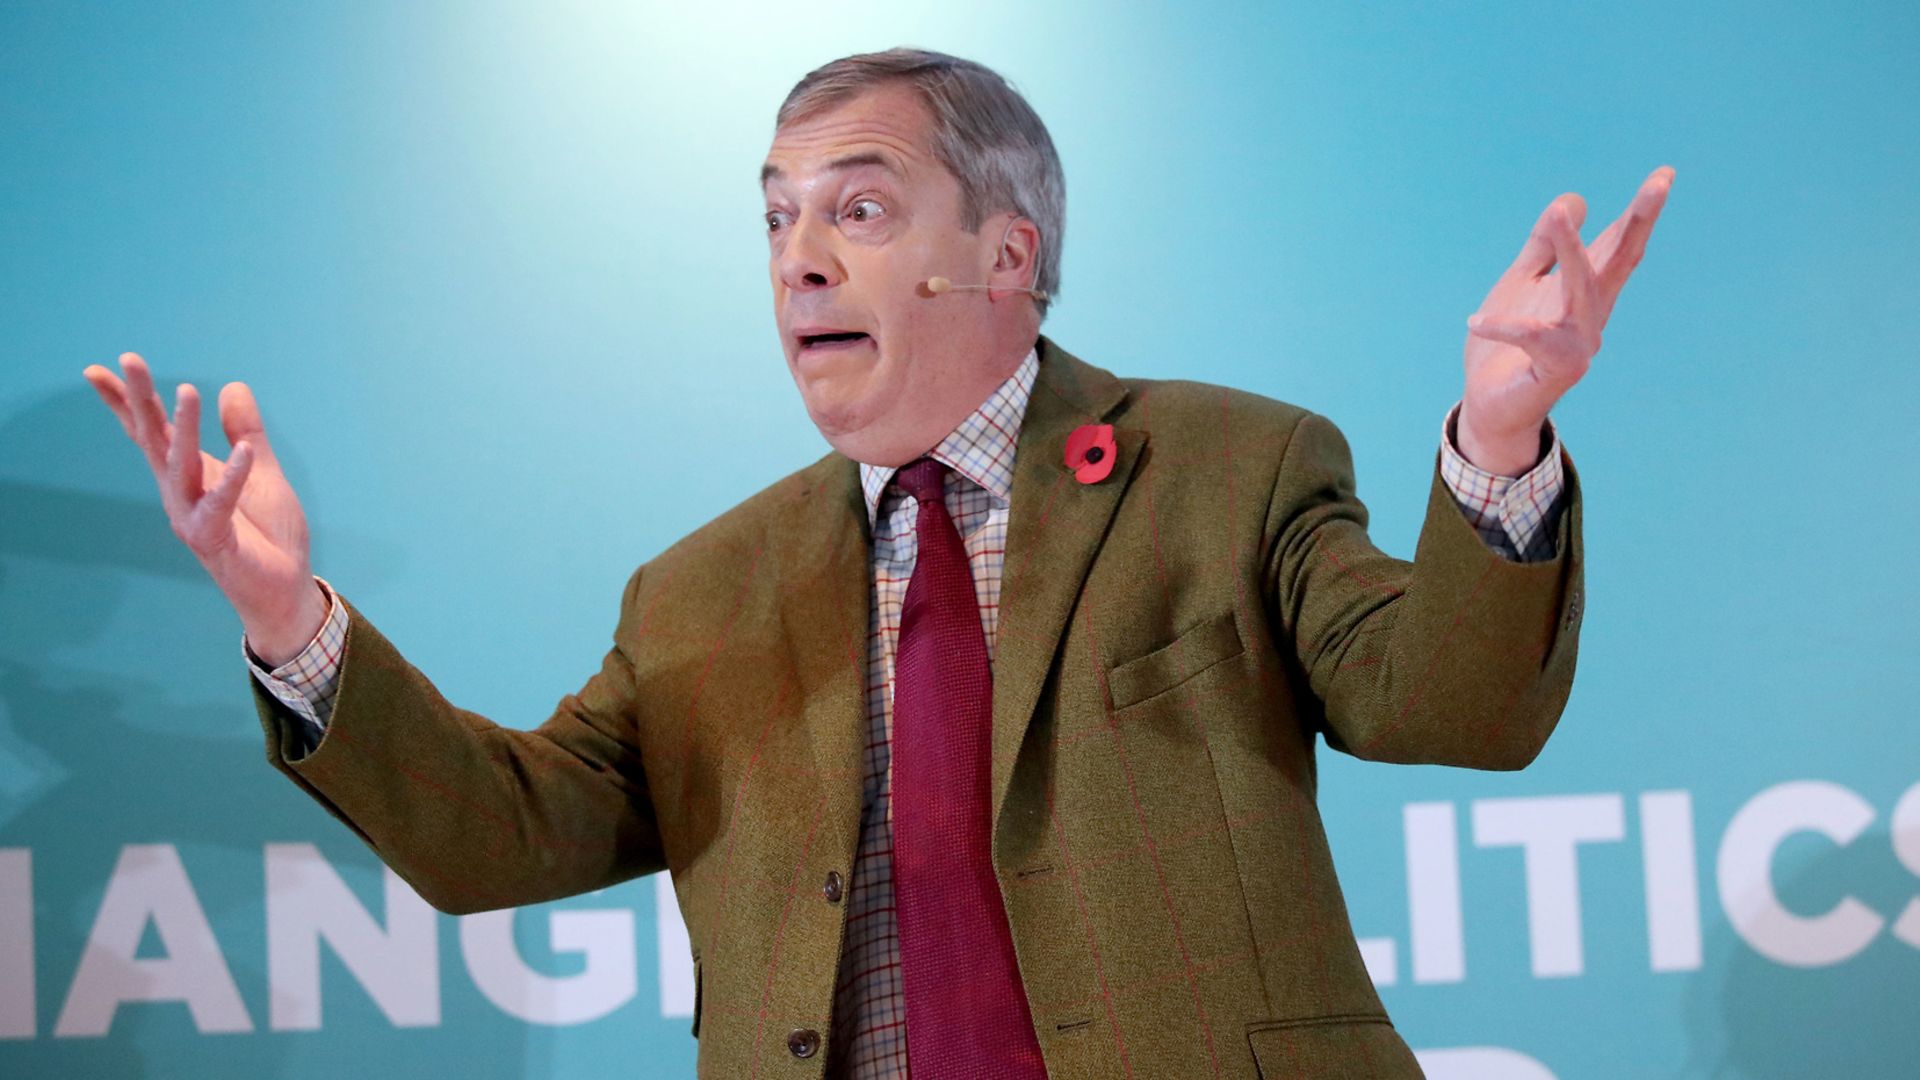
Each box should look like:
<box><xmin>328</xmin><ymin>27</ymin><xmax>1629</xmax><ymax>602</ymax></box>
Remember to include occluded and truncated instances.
<box><xmin>1107</xmin><ymin>608</ymin><xmax>1244</xmax><ymax>711</ymax></box>
<box><xmin>1245</xmin><ymin>1013</ymin><xmax>1422</xmax><ymax>1079</ymax></box>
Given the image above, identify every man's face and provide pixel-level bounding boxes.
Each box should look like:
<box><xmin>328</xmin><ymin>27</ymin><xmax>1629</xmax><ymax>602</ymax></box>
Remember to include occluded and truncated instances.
<box><xmin>762</xmin><ymin>82</ymin><xmax>1019</xmax><ymax>466</ymax></box>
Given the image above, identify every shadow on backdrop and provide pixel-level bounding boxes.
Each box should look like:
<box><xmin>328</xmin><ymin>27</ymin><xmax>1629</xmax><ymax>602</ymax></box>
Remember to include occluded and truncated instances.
<box><xmin>1683</xmin><ymin>833</ymin><xmax>1918</xmax><ymax>1079</ymax></box>
<box><xmin>0</xmin><ymin>386</ymin><xmax>543</xmax><ymax>1077</ymax></box>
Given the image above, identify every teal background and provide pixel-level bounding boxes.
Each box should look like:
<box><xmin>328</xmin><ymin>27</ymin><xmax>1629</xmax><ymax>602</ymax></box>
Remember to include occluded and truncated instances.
<box><xmin>4</xmin><ymin>2</ymin><xmax>1916</xmax><ymax>1077</ymax></box>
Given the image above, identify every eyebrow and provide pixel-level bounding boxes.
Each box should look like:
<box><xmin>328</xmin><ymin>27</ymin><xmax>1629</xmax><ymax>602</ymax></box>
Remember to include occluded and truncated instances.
<box><xmin>759</xmin><ymin>151</ymin><xmax>900</xmax><ymax>187</ymax></box>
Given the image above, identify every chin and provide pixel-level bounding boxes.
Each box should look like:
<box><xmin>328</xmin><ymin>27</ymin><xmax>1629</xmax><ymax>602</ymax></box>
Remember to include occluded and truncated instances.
<box><xmin>802</xmin><ymin>396</ymin><xmax>920</xmax><ymax>467</ymax></box>
<box><xmin>796</xmin><ymin>364</ymin><xmax>892</xmax><ymax>436</ymax></box>
<box><xmin>801</xmin><ymin>393</ymin><xmax>876</xmax><ymax>447</ymax></box>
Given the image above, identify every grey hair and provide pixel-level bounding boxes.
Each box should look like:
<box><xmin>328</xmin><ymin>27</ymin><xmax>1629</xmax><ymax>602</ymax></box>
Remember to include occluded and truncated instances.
<box><xmin>776</xmin><ymin>47</ymin><xmax>1065</xmax><ymax>319</ymax></box>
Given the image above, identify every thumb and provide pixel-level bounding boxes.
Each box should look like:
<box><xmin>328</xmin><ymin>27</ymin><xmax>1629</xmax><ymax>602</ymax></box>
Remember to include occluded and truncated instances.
<box><xmin>217</xmin><ymin>381</ymin><xmax>284</xmax><ymax>472</ymax></box>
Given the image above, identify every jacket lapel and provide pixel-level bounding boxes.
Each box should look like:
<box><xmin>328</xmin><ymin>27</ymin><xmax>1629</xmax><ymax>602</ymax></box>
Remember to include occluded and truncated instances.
<box><xmin>990</xmin><ymin>336</ymin><xmax>1144</xmax><ymax>829</ymax></box>
<box><xmin>781</xmin><ymin>453</ymin><xmax>874</xmax><ymax>865</ymax></box>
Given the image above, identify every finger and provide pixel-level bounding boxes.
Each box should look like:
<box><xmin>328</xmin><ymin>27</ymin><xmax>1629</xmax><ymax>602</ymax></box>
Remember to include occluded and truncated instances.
<box><xmin>1561</xmin><ymin>191</ymin><xmax>1588</xmax><ymax>232</ymax></box>
<box><xmin>82</xmin><ymin>364</ymin><xmax>138</xmax><ymax>439</ymax></box>
<box><xmin>166</xmin><ymin>383</ymin><xmax>207</xmax><ymax>506</ymax></box>
<box><xmin>1594</xmin><ymin>165</ymin><xmax>1675</xmax><ymax>300</ymax></box>
<box><xmin>1588</xmin><ymin>168</ymin><xmax>1668</xmax><ymax>268</ymax></box>
<box><xmin>217</xmin><ymin>381</ymin><xmax>283</xmax><ymax>473</ymax></box>
<box><xmin>197</xmin><ymin>439</ymin><xmax>254</xmax><ymax>531</ymax></box>
<box><xmin>118</xmin><ymin>353</ymin><xmax>173</xmax><ymax>462</ymax></box>
<box><xmin>1545</xmin><ymin>203</ymin><xmax>1599</xmax><ymax>328</ymax></box>
<box><xmin>1505</xmin><ymin>192</ymin><xmax>1589</xmax><ymax>281</ymax></box>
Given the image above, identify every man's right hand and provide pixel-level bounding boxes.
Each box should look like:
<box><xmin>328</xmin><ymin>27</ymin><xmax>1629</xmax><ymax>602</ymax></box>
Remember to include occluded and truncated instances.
<box><xmin>83</xmin><ymin>352</ymin><xmax>328</xmax><ymax>667</ymax></box>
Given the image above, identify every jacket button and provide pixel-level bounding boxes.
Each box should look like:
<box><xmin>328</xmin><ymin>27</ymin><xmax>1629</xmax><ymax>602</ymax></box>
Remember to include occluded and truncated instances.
<box><xmin>822</xmin><ymin>870</ymin><xmax>844</xmax><ymax>904</ymax></box>
<box><xmin>787</xmin><ymin>1028</ymin><xmax>821</xmax><ymax>1058</ymax></box>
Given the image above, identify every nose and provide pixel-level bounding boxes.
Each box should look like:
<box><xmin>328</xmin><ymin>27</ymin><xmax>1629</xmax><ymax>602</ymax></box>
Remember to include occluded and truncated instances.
<box><xmin>776</xmin><ymin>213</ymin><xmax>844</xmax><ymax>294</ymax></box>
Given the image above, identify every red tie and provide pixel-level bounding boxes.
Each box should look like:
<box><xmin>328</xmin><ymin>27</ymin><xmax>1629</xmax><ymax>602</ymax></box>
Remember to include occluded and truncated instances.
<box><xmin>889</xmin><ymin>457</ymin><xmax>1047</xmax><ymax>1079</ymax></box>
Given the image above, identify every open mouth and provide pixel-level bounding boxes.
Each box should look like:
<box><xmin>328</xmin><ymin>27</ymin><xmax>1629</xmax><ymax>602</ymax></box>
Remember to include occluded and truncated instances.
<box><xmin>797</xmin><ymin>331</ymin><xmax>872</xmax><ymax>351</ymax></box>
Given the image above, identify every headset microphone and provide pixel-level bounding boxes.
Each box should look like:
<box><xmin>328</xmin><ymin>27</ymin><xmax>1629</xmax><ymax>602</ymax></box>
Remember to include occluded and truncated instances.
<box><xmin>922</xmin><ymin>276</ymin><xmax>1050</xmax><ymax>302</ymax></box>
<box><xmin>920</xmin><ymin>216</ymin><xmax>1049</xmax><ymax>301</ymax></box>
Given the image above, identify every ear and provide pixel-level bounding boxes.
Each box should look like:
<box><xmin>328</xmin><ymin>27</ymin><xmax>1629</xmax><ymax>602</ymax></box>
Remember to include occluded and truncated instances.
<box><xmin>988</xmin><ymin>215</ymin><xmax>1042</xmax><ymax>294</ymax></box>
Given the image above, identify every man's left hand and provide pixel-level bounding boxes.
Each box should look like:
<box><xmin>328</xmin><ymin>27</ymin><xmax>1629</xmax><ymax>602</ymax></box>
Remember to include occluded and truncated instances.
<box><xmin>1457</xmin><ymin>165</ymin><xmax>1676</xmax><ymax>475</ymax></box>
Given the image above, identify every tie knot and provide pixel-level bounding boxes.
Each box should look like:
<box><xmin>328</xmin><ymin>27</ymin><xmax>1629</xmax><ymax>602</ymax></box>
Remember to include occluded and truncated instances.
<box><xmin>892</xmin><ymin>456</ymin><xmax>949</xmax><ymax>505</ymax></box>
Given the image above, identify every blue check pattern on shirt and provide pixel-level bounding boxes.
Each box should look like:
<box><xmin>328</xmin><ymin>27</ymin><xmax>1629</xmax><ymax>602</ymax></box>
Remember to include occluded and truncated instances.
<box><xmin>248</xmin><ymin>352</ymin><xmax>1565</xmax><ymax>1078</ymax></box>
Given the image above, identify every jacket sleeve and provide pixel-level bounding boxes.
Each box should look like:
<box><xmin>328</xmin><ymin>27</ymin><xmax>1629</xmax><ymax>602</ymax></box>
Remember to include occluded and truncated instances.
<box><xmin>1261</xmin><ymin>410</ymin><xmax>1585</xmax><ymax>769</ymax></box>
<box><xmin>250</xmin><ymin>566</ymin><xmax>666</xmax><ymax>913</ymax></box>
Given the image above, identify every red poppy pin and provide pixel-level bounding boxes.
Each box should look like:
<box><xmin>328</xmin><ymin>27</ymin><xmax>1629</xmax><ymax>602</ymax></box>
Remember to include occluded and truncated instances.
<box><xmin>1064</xmin><ymin>423</ymin><xmax>1117</xmax><ymax>484</ymax></box>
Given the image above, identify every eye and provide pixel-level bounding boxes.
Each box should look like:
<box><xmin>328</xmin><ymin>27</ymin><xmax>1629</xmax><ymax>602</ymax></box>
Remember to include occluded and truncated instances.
<box><xmin>846</xmin><ymin>197</ymin><xmax>885</xmax><ymax>224</ymax></box>
<box><xmin>765</xmin><ymin>209</ymin><xmax>791</xmax><ymax>233</ymax></box>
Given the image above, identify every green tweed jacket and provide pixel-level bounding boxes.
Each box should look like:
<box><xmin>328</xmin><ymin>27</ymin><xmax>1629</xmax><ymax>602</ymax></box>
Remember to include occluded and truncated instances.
<box><xmin>253</xmin><ymin>334</ymin><xmax>1584</xmax><ymax>1078</ymax></box>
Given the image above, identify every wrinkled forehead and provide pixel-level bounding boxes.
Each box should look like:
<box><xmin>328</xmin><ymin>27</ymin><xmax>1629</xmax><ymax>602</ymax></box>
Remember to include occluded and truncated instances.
<box><xmin>760</xmin><ymin>86</ymin><xmax>937</xmax><ymax>192</ymax></box>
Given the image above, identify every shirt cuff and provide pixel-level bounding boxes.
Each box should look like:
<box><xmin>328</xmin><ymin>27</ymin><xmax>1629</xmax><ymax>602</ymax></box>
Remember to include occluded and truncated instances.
<box><xmin>242</xmin><ymin>576</ymin><xmax>348</xmax><ymax>744</ymax></box>
<box><xmin>1438</xmin><ymin>403</ymin><xmax>1566</xmax><ymax>562</ymax></box>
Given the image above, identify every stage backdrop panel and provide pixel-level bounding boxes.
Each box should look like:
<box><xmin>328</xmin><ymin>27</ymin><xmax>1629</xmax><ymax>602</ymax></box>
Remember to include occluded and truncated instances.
<box><xmin>3</xmin><ymin>2</ymin><xmax>1915</xmax><ymax>1077</ymax></box>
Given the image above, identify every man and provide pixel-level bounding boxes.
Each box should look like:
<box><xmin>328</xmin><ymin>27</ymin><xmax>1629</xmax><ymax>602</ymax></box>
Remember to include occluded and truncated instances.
<box><xmin>86</xmin><ymin>47</ymin><xmax>1671</xmax><ymax>1080</ymax></box>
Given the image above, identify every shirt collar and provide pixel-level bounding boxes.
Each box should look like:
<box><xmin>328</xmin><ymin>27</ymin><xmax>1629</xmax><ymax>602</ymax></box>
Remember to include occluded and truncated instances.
<box><xmin>857</xmin><ymin>346</ymin><xmax>1038</xmax><ymax>528</ymax></box>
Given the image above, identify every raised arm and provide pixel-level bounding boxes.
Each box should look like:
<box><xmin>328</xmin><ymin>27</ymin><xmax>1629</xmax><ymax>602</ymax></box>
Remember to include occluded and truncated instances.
<box><xmin>251</xmin><ymin>572</ymin><xmax>666</xmax><ymax>914</ymax></box>
<box><xmin>85</xmin><ymin>354</ymin><xmax>665</xmax><ymax>912</ymax></box>
<box><xmin>1263</xmin><ymin>167</ymin><xmax>1674</xmax><ymax>768</ymax></box>
<box><xmin>1264</xmin><ymin>409</ymin><xmax>1583</xmax><ymax>769</ymax></box>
